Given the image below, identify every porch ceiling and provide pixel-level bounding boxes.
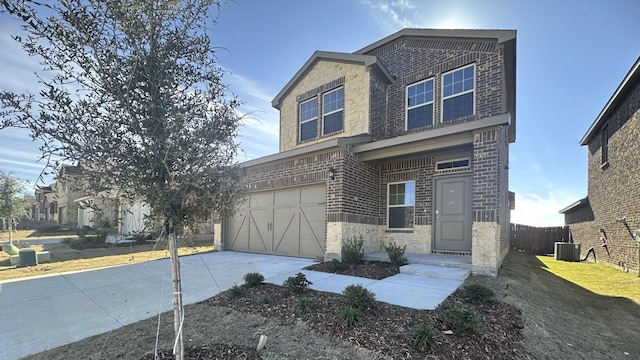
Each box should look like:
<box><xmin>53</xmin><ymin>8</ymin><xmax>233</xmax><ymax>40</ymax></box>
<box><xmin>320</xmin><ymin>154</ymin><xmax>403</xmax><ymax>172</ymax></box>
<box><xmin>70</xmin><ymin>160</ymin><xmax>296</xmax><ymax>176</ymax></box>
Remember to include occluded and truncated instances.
<box><xmin>352</xmin><ymin>113</ymin><xmax>511</xmax><ymax>161</ymax></box>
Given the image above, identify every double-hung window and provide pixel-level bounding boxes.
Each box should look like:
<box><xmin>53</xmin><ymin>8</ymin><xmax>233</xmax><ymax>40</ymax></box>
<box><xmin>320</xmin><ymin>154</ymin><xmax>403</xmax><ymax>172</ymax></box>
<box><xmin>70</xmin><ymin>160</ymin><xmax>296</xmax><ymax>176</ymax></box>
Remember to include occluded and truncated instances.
<box><xmin>322</xmin><ymin>87</ymin><xmax>344</xmax><ymax>135</ymax></box>
<box><xmin>406</xmin><ymin>79</ymin><xmax>434</xmax><ymax>130</ymax></box>
<box><xmin>387</xmin><ymin>181</ymin><xmax>415</xmax><ymax>229</ymax></box>
<box><xmin>299</xmin><ymin>98</ymin><xmax>318</xmax><ymax>142</ymax></box>
<box><xmin>442</xmin><ymin>64</ymin><xmax>475</xmax><ymax>122</ymax></box>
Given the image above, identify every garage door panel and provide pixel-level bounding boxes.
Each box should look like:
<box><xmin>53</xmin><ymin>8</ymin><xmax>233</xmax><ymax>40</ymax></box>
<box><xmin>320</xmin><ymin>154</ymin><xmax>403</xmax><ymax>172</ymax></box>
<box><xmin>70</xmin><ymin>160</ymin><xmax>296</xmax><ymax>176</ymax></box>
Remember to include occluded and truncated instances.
<box><xmin>227</xmin><ymin>186</ymin><xmax>326</xmax><ymax>258</ymax></box>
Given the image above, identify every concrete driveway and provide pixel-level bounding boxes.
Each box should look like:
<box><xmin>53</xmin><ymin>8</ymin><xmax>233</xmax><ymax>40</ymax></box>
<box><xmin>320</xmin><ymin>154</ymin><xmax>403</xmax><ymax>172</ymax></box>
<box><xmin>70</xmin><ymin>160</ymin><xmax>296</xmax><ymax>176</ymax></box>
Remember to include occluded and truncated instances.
<box><xmin>0</xmin><ymin>251</ymin><xmax>463</xmax><ymax>360</ymax></box>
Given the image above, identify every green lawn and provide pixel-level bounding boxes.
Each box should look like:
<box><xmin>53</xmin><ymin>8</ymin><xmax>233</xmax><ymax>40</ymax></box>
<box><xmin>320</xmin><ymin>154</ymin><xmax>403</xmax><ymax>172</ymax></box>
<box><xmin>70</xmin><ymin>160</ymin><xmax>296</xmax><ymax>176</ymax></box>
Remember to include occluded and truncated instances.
<box><xmin>537</xmin><ymin>255</ymin><xmax>640</xmax><ymax>304</ymax></box>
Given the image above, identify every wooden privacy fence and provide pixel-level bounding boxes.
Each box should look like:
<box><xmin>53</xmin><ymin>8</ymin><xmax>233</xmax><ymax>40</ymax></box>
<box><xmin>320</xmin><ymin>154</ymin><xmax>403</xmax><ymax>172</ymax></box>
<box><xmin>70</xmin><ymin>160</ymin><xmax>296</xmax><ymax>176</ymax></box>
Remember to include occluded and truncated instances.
<box><xmin>510</xmin><ymin>224</ymin><xmax>571</xmax><ymax>255</ymax></box>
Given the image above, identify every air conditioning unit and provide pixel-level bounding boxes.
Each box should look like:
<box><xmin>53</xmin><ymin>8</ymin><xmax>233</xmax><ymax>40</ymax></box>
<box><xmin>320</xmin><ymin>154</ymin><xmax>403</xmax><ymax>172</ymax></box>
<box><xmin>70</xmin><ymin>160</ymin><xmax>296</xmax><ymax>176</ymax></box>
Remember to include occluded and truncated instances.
<box><xmin>554</xmin><ymin>242</ymin><xmax>581</xmax><ymax>262</ymax></box>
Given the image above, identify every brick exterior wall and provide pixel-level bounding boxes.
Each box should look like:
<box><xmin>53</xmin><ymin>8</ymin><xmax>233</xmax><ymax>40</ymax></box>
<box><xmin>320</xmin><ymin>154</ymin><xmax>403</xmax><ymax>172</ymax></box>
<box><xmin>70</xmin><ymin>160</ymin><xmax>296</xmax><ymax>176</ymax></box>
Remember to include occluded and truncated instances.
<box><xmin>368</xmin><ymin>68</ymin><xmax>388</xmax><ymax>140</ymax></box>
<box><xmin>363</xmin><ymin>38</ymin><xmax>506</xmax><ymax>139</ymax></box>
<box><xmin>567</xmin><ymin>80</ymin><xmax>640</xmax><ymax>273</ymax></box>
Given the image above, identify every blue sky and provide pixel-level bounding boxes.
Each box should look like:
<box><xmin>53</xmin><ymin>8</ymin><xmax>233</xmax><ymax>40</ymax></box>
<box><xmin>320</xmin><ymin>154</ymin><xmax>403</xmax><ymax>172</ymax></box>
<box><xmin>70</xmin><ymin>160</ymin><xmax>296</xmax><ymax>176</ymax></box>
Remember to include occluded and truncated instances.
<box><xmin>0</xmin><ymin>0</ymin><xmax>638</xmax><ymax>226</ymax></box>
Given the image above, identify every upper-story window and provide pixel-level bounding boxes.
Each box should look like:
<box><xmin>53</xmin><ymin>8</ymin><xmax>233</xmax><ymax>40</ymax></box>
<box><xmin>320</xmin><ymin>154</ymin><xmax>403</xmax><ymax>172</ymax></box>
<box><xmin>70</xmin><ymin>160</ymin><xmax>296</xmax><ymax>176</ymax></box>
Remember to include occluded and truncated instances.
<box><xmin>601</xmin><ymin>123</ymin><xmax>609</xmax><ymax>165</ymax></box>
<box><xmin>299</xmin><ymin>98</ymin><xmax>318</xmax><ymax>142</ymax></box>
<box><xmin>387</xmin><ymin>181</ymin><xmax>415</xmax><ymax>229</ymax></box>
<box><xmin>442</xmin><ymin>64</ymin><xmax>475</xmax><ymax>122</ymax></box>
<box><xmin>406</xmin><ymin>79</ymin><xmax>434</xmax><ymax>130</ymax></box>
<box><xmin>322</xmin><ymin>87</ymin><xmax>344</xmax><ymax>135</ymax></box>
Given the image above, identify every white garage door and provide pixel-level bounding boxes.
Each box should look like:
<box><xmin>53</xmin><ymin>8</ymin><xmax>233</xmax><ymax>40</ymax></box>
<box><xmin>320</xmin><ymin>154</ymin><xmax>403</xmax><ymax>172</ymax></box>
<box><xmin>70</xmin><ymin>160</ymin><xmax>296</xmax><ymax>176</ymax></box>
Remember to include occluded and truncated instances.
<box><xmin>227</xmin><ymin>186</ymin><xmax>326</xmax><ymax>258</ymax></box>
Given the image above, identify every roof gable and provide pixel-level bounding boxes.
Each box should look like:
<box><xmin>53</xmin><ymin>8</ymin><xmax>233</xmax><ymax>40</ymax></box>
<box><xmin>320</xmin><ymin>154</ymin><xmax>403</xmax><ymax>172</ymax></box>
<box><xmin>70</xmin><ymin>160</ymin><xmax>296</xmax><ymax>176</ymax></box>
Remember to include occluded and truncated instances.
<box><xmin>271</xmin><ymin>51</ymin><xmax>393</xmax><ymax>109</ymax></box>
<box><xmin>580</xmin><ymin>56</ymin><xmax>640</xmax><ymax>145</ymax></box>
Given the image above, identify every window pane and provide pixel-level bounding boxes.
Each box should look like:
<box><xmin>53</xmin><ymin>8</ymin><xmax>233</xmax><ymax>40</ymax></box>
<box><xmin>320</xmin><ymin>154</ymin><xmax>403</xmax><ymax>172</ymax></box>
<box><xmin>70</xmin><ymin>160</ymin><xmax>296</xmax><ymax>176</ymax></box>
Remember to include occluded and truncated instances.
<box><xmin>407</xmin><ymin>80</ymin><xmax>433</xmax><ymax>108</ymax></box>
<box><xmin>407</xmin><ymin>104</ymin><xmax>433</xmax><ymax>130</ymax></box>
<box><xmin>443</xmin><ymin>92</ymin><xmax>474</xmax><ymax>122</ymax></box>
<box><xmin>300</xmin><ymin>119</ymin><xmax>317</xmax><ymax>141</ymax></box>
<box><xmin>389</xmin><ymin>207</ymin><xmax>414</xmax><ymax>228</ymax></box>
<box><xmin>323</xmin><ymin>88</ymin><xmax>344</xmax><ymax>114</ymax></box>
<box><xmin>323</xmin><ymin>111</ymin><xmax>343</xmax><ymax>134</ymax></box>
<box><xmin>405</xmin><ymin>181</ymin><xmax>415</xmax><ymax>205</ymax></box>
<box><xmin>300</xmin><ymin>99</ymin><xmax>318</xmax><ymax>122</ymax></box>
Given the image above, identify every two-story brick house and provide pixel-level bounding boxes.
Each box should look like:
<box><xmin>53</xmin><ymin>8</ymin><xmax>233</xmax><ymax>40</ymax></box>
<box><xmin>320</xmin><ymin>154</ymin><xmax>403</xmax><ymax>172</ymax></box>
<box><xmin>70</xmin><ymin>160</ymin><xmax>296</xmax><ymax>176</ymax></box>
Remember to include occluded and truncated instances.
<box><xmin>560</xmin><ymin>56</ymin><xmax>640</xmax><ymax>274</ymax></box>
<box><xmin>222</xmin><ymin>29</ymin><xmax>516</xmax><ymax>275</ymax></box>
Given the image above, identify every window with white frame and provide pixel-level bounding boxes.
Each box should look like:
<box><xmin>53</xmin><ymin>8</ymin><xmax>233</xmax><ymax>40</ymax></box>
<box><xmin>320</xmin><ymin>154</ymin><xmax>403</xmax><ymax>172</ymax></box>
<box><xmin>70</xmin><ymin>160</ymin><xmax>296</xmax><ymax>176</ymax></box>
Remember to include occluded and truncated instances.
<box><xmin>406</xmin><ymin>79</ymin><xmax>434</xmax><ymax>130</ymax></box>
<box><xmin>442</xmin><ymin>64</ymin><xmax>475</xmax><ymax>122</ymax></box>
<box><xmin>299</xmin><ymin>98</ymin><xmax>318</xmax><ymax>142</ymax></box>
<box><xmin>322</xmin><ymin>87</ymin><xmax>344</xmax><ymax>135</ymax></box>
<box><xmin>387</xmin><ymin>181</ymin><xmax>415</xmax><ymax>229</ymax></box>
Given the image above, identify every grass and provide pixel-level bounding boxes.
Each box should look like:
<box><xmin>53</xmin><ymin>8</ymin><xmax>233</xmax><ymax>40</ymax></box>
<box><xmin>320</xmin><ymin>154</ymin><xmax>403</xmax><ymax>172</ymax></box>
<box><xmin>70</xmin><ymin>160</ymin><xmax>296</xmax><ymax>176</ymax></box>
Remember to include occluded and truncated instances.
<box><xmin>537</xmin><ymin>255</ymin><xmax>640</xmax><ymax>304</ymax></box>
<box><xmin>0</xmin><ymin>235</ymin><xmax>214</xmax><ymax>282</ymax></box>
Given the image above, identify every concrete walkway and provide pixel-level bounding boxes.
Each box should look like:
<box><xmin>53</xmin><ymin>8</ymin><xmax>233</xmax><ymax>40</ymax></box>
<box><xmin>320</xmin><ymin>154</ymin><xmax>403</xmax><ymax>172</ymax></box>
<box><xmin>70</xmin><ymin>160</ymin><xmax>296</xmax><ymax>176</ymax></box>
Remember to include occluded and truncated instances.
<box><xmin>0</xmin><ymin>251</ymin><xmax>464</xmax><ymax>360</ymax></box>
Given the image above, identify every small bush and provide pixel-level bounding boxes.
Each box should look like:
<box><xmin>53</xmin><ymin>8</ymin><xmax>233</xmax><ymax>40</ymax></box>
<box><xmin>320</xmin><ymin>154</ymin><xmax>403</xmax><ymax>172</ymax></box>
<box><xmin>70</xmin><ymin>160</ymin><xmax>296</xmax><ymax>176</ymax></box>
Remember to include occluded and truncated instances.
<box><xmin>339</xmin><ymin>306</ymin><xmax>364</xmax><ymax>326</ymax></box>
<box><xmin>330</xmin><ymin>259</ymin><xmax>348</xmax><ymax>271</ymax></box>
<box><xmin>226</xmin><ymin>283</ymin><xmax>243</xmax><ymax>299</ymax></box>
<box><xmin>282</xmin><ymin>272</ymin><xmax>313</xmax><ymax>294</ymax></box>
<box><xmin>294</xmin><ymin>297</ymin><xmax>312</xmax><ymax>315</ymax></box>
<box><xmin>259</xmin><ymin>296</ymin><xmax>272</xmax><ymax>304</ymax></box>
<box><xmin>342</xmin><ymin>284</ymin><xmax>376</xmax><ymax>310</ymax></box>
<box><xmin>464</xmin><ymin>283</ymin><xmax>494</xmax><ymax>302</ymax></box>
<box><xmin>384</xmin><ymin>241</ymin><xmax>408</xmax><ymax>266</ymax></box>
<box><xmin>244</xmin><ymin>272</ymin><xmax>265</xmax><ymax>287</ymax></box>
<box><xmin>342</xmin><ymin>235</ymin><xmax>364</xmax><ymax>265</ymax></box>
<box><xmin>410</xmin><ymin>324</ymin><xmax>437</xmax><ymax>349</ymax></box>
<box><xmin>436</xmin><ymin>300</ymin><xmax>481</xmax><ymax>334</ymax></box>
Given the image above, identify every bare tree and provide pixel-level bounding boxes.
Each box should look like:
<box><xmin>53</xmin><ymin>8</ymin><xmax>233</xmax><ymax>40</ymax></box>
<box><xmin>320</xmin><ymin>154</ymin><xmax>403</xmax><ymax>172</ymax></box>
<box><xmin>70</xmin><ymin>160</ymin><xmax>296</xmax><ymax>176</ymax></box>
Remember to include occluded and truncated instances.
<box><xmin>1</xmin><ymin>1</ymin><xmax>244</xmax><ymax>358</ymax></box>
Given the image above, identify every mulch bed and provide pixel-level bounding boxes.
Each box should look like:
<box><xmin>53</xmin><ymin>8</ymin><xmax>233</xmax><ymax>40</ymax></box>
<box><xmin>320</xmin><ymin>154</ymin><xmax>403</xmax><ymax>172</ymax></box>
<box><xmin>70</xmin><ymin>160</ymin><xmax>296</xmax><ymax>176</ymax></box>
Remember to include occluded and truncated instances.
<box><xmin>304</xmin><ymin>260</ymin><xmax>400</xmax><ymax>279</ymax></box>
<box><xmin>148</xmin><ymin>261</ymin><xmax>527</xmax><ymax>359</ymax></box>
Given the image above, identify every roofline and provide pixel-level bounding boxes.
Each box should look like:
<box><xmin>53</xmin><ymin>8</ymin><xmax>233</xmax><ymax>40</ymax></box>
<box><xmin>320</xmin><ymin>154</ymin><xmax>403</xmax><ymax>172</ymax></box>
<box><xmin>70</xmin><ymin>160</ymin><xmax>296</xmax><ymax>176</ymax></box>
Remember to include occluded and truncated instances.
<box><xmin>240</xmin><ymin>133</ymin><xmax>373</xmax><ymax>167</ymax></box>
<box><xmin>355</xmin><ymin>28</ymin><xmax>516</xmax><ymax>55</ymax></box>
<box><xmin>271</xmin><ymin>51</ymin><xmax>394</xmax><ymax>109</ymax></box>
<box><xmin>558</xmin><ymin>197</ymin><xmax>588</xmax><ymax>214</ymax></box>
<box><xmin>580</xmin><ymin>56</ymin><xmax>640</xmax><ymax>145</ymax></box>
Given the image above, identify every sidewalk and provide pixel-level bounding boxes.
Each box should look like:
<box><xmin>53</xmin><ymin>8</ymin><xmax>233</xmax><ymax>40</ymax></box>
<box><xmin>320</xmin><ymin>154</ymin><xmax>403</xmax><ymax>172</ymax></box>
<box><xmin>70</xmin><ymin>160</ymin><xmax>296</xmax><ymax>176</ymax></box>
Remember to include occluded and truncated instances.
<box><xmin>0</xmin><ymin>251</ymin><xmax>462</xmax><ymax>359</ymax></box>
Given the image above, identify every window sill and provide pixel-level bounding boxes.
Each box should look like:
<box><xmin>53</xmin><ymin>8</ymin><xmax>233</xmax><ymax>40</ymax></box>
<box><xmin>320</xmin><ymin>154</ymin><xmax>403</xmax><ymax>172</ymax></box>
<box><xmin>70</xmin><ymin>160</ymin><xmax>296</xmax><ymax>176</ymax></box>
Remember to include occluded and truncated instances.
<box><xmin>600</xmin><ymin>161</ymin><xmax>610</xmax><ymax>170</ymax></box>
<box><xmin>385</xmin><ymin>229</ymin><xmax>414</xmax><ymax>233</ymax></box>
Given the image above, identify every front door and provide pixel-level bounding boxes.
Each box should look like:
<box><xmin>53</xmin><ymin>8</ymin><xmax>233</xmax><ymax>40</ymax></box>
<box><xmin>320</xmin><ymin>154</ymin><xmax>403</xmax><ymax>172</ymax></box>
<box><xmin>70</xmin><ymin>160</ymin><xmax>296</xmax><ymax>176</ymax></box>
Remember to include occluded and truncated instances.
<box><xmin>434</xmin><ymin>175</ymin><xmax>472</xmax><ymax>252</ymax></box>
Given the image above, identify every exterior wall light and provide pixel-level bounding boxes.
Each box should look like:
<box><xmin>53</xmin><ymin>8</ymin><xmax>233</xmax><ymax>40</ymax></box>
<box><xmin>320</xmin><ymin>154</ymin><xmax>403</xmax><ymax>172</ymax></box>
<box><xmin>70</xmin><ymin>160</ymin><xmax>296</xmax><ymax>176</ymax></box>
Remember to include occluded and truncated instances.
<box><xmin>328</xmin><ymin>167</ymin><xmax>336</xmax><ymax>181</ymax></box>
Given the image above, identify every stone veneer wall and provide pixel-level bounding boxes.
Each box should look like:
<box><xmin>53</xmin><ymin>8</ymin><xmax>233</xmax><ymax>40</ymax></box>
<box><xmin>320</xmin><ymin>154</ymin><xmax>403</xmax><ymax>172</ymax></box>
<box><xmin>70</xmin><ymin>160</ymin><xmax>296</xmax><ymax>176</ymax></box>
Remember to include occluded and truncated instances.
<box><xmin>364</xmin><ymin>38</ymin><xmax>506</xmax><ymax>139</ymax></box>
<box><xmin>567</xmin><ymin>80</ymin><xmax>640</xmax><ymax>273</ymax></box>
<box><xmin>279</xmin><ymin>60</ymin><xmax>371</xmax><ymax>152</ymax></box>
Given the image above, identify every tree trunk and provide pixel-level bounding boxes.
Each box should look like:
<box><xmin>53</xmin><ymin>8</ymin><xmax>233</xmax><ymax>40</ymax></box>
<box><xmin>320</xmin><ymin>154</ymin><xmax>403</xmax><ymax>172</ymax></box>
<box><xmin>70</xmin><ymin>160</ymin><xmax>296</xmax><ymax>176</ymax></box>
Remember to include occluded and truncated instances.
<box><xmin>8</xmin><ymin>218</ymin><xmax>14</xmax><ymax>246</ymax></box>
<box><xmin>168</xmin><ymin>227</ymin><xmax>184</xmax><ymax>360</ymax></box>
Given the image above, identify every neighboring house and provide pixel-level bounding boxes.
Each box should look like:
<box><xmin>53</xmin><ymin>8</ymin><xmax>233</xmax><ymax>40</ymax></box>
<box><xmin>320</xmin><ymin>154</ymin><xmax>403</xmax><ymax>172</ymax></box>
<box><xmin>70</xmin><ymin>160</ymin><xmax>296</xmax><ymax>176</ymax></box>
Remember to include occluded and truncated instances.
<box><xmin>75</xmin><ymin>189</ymin><xmax>151</xmax><ymax>235</ymax></box>
<box><xmin>32</xmin><ymin>164</ymin><xmax>83</xmax><ymax>226</ymax></box>
<box><xmin>560</xmin><ymin>56</ymin><xmax>640</xmax><ymax>273</ymax></box>
<box><xmin>222</xmin><ymin>29</ymin><xmax>517</xmax><ymax>275</ymax></box>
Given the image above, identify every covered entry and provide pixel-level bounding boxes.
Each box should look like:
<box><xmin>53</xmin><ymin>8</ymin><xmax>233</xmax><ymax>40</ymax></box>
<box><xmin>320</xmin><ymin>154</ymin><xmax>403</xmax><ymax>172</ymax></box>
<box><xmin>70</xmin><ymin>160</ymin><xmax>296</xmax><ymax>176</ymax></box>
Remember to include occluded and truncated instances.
<box><xmin>227</xmin><ymin>185</ymin><xmax>326</xmax><ymax>258</ymax></box>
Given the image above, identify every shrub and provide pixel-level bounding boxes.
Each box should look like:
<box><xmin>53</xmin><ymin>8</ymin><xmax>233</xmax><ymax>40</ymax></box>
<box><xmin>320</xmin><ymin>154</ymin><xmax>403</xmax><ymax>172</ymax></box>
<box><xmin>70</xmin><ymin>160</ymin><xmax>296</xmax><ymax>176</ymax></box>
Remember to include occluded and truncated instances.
<box><xmin>226</xmin><ymin>283</ymin><xmax>243</xmax><ymax>299</ymax></box>
<box><xmin>294</xmin><ymin>297</ymin><xmax>312</xmax><ymax>315</ymax></box>
<box><xmin>259</xmin><ymin>296</ymin><xmax>272</xmax><ymax>304</ymax></box>
<box><xmin>282</xmin><ymin>273</ymin><xmax>313</xmax><ymax>294</ymax></box>
<box><xmin>410</xmin><ymin>324</ymin><xmax>437</xmax><ymax>349</ymax></box>
<box><xmin>341</xmin><ymin>235</ymin><xmax>364</xmax><ymax>265</ymax></box>
<box><xmin>330</xmin><ymin>259</ymin><xmax>348</xmax><ymax>272</ymax></box>
<box><xmin>339</xmin><ymin>306</ymin><xmax>364</xmax><ymax>326</ymax></box>
<box><xmin>436</xmin><ymin>300</ymin><xmax>481</xmax><ymax>334</ymax></box>
<box><xmin>464</xmin><ymin>283</ymin><xmax>494</xmax><ymax>302</ymax></box>
<box><xmin>244</xmin><ymin>272</ymin><xmax>265</xmax><ymax>287</ymax></box>
<box><xmin>384</xmin><ymin>241</ymin><xmax>408</xmax><ymax>266</ymax></box>
<box><xmin>342</xmin><ymin>284</ymin><xmax>376</xmax><ymax>310</ymax></box>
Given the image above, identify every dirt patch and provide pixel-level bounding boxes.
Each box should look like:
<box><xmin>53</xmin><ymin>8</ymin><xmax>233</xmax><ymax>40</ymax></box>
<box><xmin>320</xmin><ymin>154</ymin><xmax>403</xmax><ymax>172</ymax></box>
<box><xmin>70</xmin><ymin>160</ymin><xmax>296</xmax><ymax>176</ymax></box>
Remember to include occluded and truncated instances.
<box><xmin>304</xmin><ymin>260</ymin><xmax>399</xmax><ymax>279</ymax></box>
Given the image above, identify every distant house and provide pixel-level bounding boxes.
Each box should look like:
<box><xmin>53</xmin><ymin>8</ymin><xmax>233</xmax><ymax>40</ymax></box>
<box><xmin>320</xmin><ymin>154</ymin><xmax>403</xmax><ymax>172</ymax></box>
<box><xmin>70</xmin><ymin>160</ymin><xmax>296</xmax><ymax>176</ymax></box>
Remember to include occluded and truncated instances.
<box><xmin>560</xmin><ymin>56</ymin><xmax>640</xmax><ymax>273</ymax></box>
<box><xmin>33</xmin><ymin>164</ymin><xmax>83</xmax><ymax>227</ymax></box>
<box><xmin>222</xmin><ymin>29</ymin><xmax>517</xmax><ymax>275</ymax></box>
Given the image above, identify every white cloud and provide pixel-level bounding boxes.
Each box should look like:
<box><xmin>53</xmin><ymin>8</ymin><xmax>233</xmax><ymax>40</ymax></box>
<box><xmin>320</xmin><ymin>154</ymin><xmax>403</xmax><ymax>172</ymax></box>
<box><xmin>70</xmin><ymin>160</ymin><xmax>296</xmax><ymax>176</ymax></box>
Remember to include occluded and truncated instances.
<box><xmin>511</xmin><ymin>189</ymin><xmax>583</xmax><ymax>227</ymax></box>
<box><xmin>362</xmin><ymin>0</ymin><xmax>419</xmax><ymax>32</ymax></box>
